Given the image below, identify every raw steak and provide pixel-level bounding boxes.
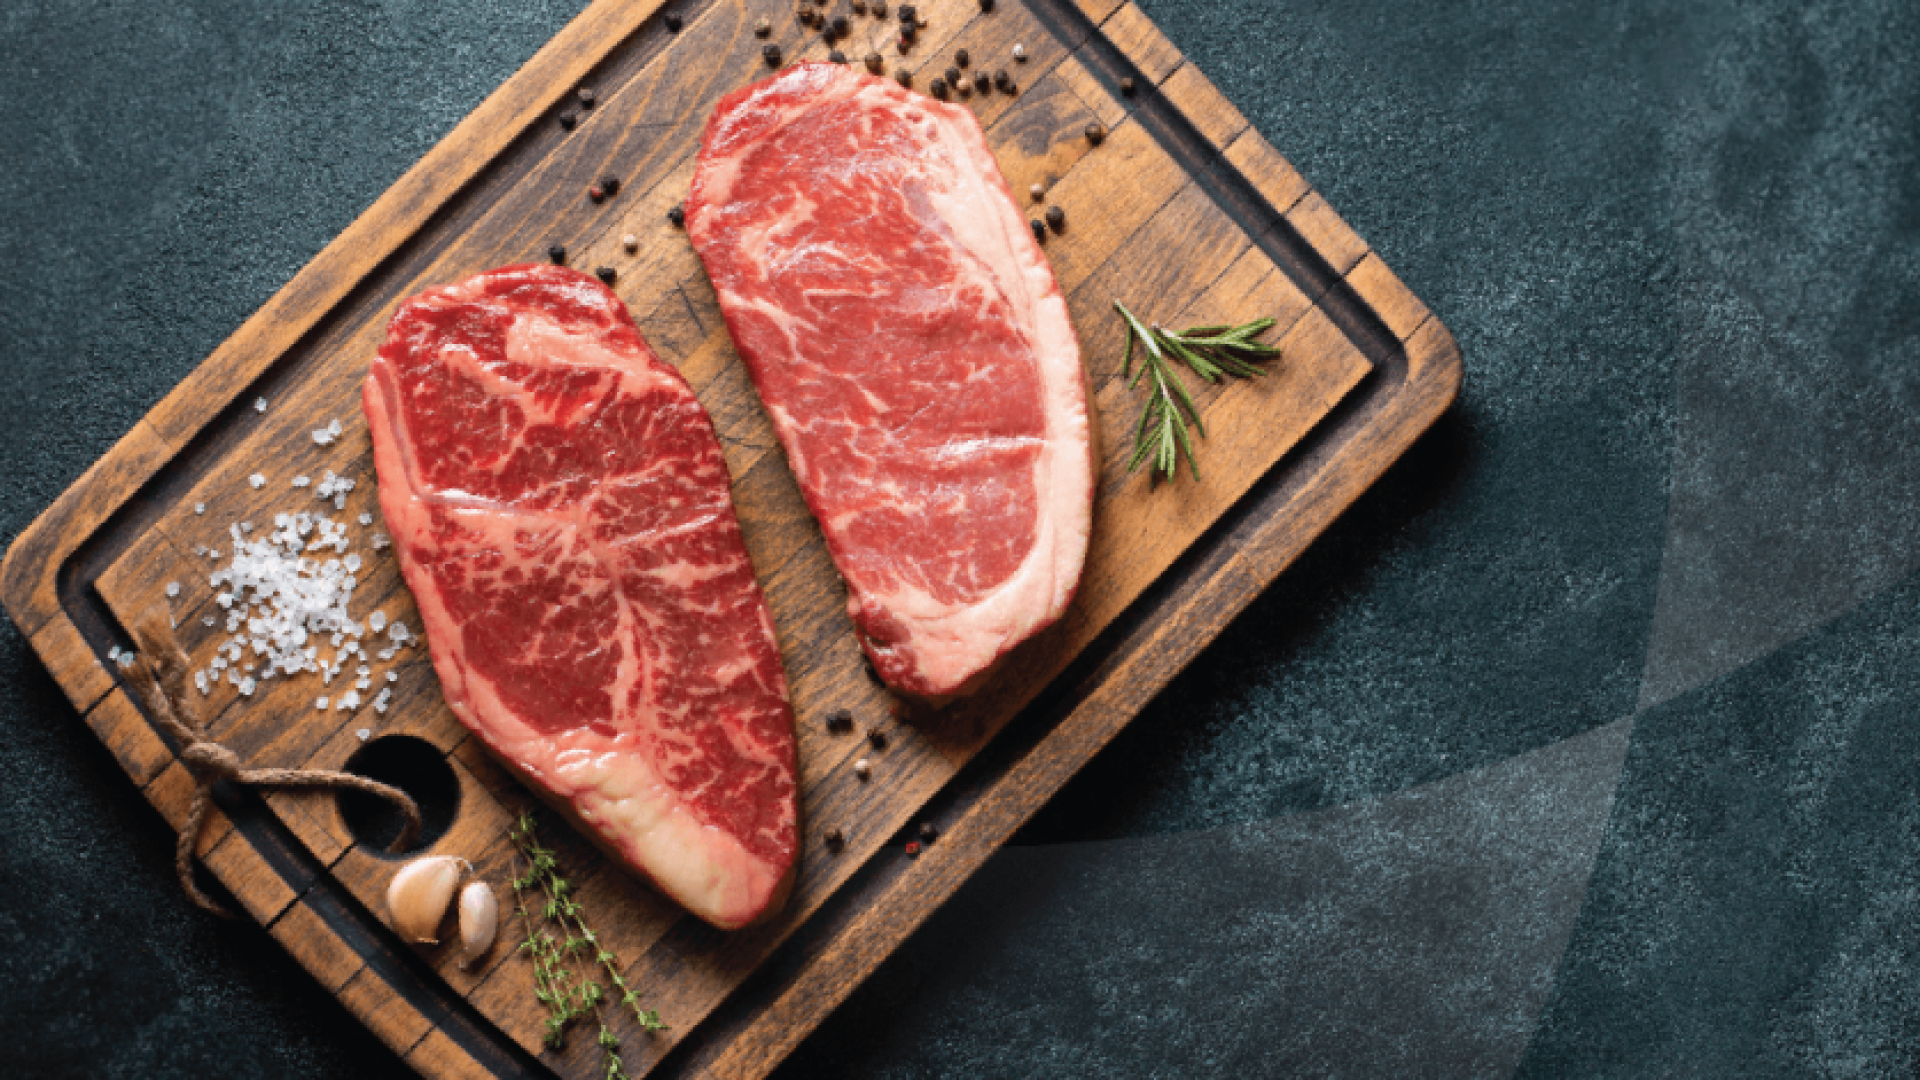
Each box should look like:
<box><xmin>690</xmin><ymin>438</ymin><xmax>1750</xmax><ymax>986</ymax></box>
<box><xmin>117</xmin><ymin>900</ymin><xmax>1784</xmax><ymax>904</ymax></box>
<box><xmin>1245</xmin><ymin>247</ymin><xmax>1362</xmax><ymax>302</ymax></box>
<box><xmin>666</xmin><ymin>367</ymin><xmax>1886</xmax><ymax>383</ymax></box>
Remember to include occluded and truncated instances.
<box><xmin>686</xmin><ymin>62</ymin><xmax>1093</xmax><ymax>699</ymax></box>
<box><xmin>364</xmin><ymin>264</ymin><xmax>797</xmax><ymax>930</ymax></box>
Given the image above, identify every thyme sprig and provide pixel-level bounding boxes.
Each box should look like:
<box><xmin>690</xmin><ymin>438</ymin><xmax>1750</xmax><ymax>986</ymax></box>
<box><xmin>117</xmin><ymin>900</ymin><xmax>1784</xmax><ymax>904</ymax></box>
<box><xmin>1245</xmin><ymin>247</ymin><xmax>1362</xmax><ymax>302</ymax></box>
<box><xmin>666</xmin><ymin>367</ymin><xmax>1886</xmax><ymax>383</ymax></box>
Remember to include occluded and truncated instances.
<box><xmin>510</xmin><ymin>811</ymin><xmax>666</xmax><ymax>1080</ymax></box>
<box><xmin>1115</xmin><ymin>300</ymin><xmax>1283</xmax><ymax>481</ymax></box>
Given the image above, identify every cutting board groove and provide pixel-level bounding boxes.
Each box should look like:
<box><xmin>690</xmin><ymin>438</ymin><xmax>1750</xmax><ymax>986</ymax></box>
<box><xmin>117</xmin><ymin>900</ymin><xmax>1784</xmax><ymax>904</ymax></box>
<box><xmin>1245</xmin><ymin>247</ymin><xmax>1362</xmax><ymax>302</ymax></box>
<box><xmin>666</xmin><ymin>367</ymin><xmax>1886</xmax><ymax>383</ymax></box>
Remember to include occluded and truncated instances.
<box><xmin>3</xmin><ymin>0</ymin><xmax>1458</xmax><ymax>1076</ymax></box>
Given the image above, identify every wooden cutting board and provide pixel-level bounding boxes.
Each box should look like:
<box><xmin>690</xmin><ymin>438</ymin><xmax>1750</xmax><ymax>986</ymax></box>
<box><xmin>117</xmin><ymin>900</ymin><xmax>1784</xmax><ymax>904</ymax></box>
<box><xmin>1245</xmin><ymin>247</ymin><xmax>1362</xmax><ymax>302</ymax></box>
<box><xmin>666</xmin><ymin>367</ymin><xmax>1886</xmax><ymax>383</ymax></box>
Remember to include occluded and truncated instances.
<box><xmin>0</xmin><ymin>0</ymin><xmax>1457</xmax><ymax>1075</ymax></box>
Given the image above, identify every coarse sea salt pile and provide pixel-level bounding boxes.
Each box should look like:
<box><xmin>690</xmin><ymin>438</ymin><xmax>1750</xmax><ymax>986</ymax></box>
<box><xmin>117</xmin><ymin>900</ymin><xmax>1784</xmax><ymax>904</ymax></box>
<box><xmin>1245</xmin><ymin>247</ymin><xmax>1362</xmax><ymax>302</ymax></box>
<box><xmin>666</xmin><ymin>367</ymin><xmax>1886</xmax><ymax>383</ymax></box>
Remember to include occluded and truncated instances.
<box><xmin>188</xmin><ymin>499</ymin><xmax>408</xmax><ymax>717</ymax></box>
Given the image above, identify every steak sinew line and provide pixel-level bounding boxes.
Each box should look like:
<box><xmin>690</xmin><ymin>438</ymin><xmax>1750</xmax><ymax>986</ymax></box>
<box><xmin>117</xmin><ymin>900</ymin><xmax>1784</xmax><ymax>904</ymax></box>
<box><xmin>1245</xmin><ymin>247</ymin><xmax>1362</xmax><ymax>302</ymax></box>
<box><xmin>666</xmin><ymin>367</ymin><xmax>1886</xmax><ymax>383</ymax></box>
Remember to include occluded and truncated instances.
<box><xmin>364</xmin><ymin>264</ymin><xmax>798</xmax><ymax>930</ymax></box>
<box><xmin>686</xmin><ymin>62</ymin><xmax>1094</xmax><ymax>699</ymax></box>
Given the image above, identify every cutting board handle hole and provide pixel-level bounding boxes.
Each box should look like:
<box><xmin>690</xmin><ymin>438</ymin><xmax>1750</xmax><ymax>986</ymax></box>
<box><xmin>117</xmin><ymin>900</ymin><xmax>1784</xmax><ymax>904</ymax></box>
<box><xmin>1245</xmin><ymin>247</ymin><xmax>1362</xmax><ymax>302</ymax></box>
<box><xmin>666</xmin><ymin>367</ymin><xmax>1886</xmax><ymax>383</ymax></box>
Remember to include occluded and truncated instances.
<box><xmin>337</xmin><ymin>735</ymin><xmax>460</xmax><ymax>855</ymax></box>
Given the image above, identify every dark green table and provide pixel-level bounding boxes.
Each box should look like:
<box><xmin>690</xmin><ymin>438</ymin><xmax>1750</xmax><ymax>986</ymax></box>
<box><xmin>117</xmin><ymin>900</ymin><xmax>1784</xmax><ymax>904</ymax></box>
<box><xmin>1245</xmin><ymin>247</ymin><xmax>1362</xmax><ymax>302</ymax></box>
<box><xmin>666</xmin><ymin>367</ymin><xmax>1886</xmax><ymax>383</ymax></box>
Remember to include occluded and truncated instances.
<box><xmin>5</xmin><ymin>0</ymin><xmax>1917</xmax><ymax>1075</ymax></box>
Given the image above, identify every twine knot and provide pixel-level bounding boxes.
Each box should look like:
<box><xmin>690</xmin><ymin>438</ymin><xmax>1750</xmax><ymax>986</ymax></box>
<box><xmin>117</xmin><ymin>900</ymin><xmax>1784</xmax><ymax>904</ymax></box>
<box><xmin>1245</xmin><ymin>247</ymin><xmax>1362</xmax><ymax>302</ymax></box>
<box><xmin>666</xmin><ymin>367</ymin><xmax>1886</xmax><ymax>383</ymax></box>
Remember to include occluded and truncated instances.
<box><xmin>123</xmin><ymin>608</ymin><xmax>423</xmax><ymax>919</ymax></box>
<box><xmin>181</xmin><ymin>742</ymin><xmax>242</xmax><ymax>781</ymax></box>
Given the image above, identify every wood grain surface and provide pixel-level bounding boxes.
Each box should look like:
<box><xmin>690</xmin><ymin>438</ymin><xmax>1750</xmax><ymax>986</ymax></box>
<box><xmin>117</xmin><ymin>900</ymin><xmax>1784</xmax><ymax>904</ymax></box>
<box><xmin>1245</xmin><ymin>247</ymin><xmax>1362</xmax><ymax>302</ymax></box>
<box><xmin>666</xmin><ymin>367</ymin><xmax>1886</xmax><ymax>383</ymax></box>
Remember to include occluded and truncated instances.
<box><xmin>0</xmin><ymin>0</ymin><xmax>1459</xmax><ymax>1076</ymax></box>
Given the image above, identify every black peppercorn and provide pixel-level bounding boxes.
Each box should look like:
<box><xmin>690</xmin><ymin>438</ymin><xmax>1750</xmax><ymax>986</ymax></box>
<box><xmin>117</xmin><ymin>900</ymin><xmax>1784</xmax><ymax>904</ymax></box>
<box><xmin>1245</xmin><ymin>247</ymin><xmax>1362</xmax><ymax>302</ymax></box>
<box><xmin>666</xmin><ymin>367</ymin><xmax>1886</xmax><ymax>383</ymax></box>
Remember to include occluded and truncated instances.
<box><xmin>664</xmin><ymin>11</ymin><xmax>682</xmax><ymax>31</ymax></box>
<box><xmin>954</xmin><ymin>48</ymin><xmax>969</xmax><ymax>67</ymax></box>
<box><xmin>973</xmin><ymin>71</ymin><xmax>990</xmax><ymax>95</ymax></box>
<box><xmin>896</xmin><ymin>37</ymin><xmax>910</xmax><ymax>53</ymax></box>
<box><xmin>994</xmin><ymin>68</ymin><xmax>1012</xmax><ymax>91</ymax></box>
<box><xmin>763</xmin><ymin>43</ymin><xmax>783</xmax><ymax>65</ymax></box>
<box><xmin>895</xmin><ymin>68</ymin><xmax>911</xmax><ymax>85</ymax></box>
<box><xmin>1120</xmin><ymin>76</ymin><xmax>1136</xmax><ymax>95</ymax></box>
<box><xmin>898</xmin><ymin>4</ymin><xmax>916</xmax><ymax>21</ymax></box>
<box><xmin>826</xmin><ymin>708</ymin><xmax>854</xmax><ymax>733</ymax></box>
<box><xmin>979</xmin><ymin>0</ymin><xmax>995</xmax><ymax>11</ymax></box>
<box><xmin>824</xmin><ymin>827</ymin><xmax>846</xmax><ymax>851</ymax></box>
<box><xmin>666</xmin><ymin>204</ymin><xmax>686</xmax><ymax>227</ymax></box>
<box><xmin>867</xmin><ymin>728</ymin><xmax>889</xmax><ymax>750</ymax></box>
<box><xmin>865</xmin><ymin>52</ymin><xmax>883</xmax><ymax>73</ymax></box>
<box><xmin>929</xmin><ymin>77</ymin><xmax>948</xmax><ymax>99</ymax></box>
<box><xmin>832</xmin><ymin>14</ymin><xmax>849</xmax><ymax>36</ymax></box>
<box><xmin>1045</xmin><ymin>205</ymin><xmax>1065</xmax><ymax>232</ymax></box>
<box><xmin>830</xmin><ymin>48</ymin><xmax>848</xmax><ymax>63</ymax></box>
<box><xmin>599</xmin><ymin>175</ymin><xmax>620</xmax><ymax>196</ymax></box>
<box><xmin>872</xmin><ymin>0</ymin><xmax>886</xmax><ymax>14</ymax></box>
<box><xmin>1085</xmin><ymin>122</ymin><xmax>1105</xmax><ymax>145</ymax></box>
<box><xmin>945</xmin><ymin>66</ymin><xmax>961</xmax><ymax>86</ymax></box>
<box><xmin>1030</xmin><ymin>218</ymin><xmax>1046</xmax><ymax>241</ymax></box>
<box><xmin>577</xmin><ymin>86</ymin><xmax>597</xmax><ymax>107</ymax></box>
<box><xmin>548</xmin><ymin>244</ymin><xmax>567</xmax><ymax>264</ymax></box>
<box><xmin>558</xmin><ymin>110</ymin><xmax>578</xmax><ymax>131</ymax></box>
<box><xmin>852</xmin><ymin>0</ymin><xmax>866</xmax><ymax>12</ymax></box>
<box><xmin>919</xmin><ymin>821</ymin><xmax>939</xmax><ymax>842</ymax></box>
<box><xmin>595</xmin><ymin>266</ymin><xmax>617</xmax><ymax>284</ymax></box>
<box><xmin>900</xmin><ymin>21</ymin><xmax>917</xmax><ymax>41</ymax></box>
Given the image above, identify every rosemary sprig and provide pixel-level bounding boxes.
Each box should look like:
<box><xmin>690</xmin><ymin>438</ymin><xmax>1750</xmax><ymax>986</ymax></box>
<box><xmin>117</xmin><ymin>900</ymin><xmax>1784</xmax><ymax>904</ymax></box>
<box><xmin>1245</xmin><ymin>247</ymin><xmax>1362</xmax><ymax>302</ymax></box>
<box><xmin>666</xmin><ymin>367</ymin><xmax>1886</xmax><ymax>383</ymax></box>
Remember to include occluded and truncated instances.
<box><xmin>510</xmin><ymin>811</ymin><xmax>666</xmax><ymax>1080</ymax></box>
<box><xmin>1115</xmin><ymin>300</ymin><xmax>1284</xmax><ymax>481</ymax></box>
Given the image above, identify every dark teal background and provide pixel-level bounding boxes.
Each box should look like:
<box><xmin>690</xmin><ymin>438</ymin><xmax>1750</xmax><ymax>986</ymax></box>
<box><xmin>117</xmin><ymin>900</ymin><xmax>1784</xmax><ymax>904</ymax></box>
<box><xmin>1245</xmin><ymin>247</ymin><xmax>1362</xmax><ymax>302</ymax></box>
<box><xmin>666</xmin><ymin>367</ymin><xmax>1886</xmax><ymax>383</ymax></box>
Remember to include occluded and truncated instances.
<box><xmin>4</xmin><ymin>0</ymin><xmax>1918</xmax><ymax>1076</ymax></box>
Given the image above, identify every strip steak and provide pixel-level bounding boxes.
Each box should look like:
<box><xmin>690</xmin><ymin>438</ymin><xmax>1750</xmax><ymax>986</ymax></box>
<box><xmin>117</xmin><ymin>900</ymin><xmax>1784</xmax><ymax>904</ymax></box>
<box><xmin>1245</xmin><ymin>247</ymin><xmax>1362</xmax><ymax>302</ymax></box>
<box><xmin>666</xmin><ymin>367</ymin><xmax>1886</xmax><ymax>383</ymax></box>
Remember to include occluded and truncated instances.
<box><xmin>686</xmin><ymin>62</ymin><xmax>1093</xmax><ymax>698</ymax></box>
<box><xmin>364</xmin><ymin>264</ymin><xmax>797</xmax><ymax>930</ymax></box>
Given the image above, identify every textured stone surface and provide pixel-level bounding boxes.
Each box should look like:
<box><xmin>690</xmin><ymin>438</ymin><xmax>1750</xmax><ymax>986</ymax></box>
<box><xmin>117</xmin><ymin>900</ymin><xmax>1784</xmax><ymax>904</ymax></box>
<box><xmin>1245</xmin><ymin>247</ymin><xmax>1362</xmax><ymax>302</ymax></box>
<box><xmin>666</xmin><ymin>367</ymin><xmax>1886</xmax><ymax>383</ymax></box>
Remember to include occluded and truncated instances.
<box><xmin>3</xmin><ymin>0</ymin><xmax>1918</xmax><ymax>1076</ymax></box>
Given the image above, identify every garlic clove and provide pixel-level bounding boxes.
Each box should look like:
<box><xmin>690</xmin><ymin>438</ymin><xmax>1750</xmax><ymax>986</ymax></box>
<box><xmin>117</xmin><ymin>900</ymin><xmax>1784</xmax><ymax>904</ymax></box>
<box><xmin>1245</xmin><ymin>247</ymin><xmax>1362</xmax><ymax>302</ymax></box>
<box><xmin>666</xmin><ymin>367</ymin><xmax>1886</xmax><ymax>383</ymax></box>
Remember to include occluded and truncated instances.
<box><xmin>456</xmin><ymin>879</ymin><xmax>499</xmax><ymax>968</ymax></box>
<box><xmin>387</xmin><ymin>856</ymin><xmax>465</xmax><ymax>943</ymax></box>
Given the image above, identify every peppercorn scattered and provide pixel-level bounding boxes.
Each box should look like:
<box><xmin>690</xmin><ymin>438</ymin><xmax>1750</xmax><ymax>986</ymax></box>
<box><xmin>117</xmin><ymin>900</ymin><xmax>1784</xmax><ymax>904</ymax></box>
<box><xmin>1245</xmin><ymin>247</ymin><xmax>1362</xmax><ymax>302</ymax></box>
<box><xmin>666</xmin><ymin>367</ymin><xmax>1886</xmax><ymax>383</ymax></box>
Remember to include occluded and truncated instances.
<box><xmin>954</xmin><ymin>48</ymin><xmax>970</xmax><ymax>67</ymax></box>
<box><xmin>589</xmin><ymin>185</ymin><xmax>605</xmax><ymax>203</ymax></box>
<box><xmin>830</xmin><ymin>48</ymin><xmax>848</xmax><ymax>63</ymax></box>
<box><xmin>832</xmin><ymin>14</ymin><xmax>850</xmax><ymax>37</ymax></box>
<box><xmin>1029</xmin><ymin>182</ymin><xmax>1044</xmax><ymax>200</ymax></box>
<box><xmin>852</xmin><ymin>0</ymin><xmax>867</xmax><ymax>12</ymax></box>
<box><xmin>558</xmin><ymin>110</ymin><xmax>578</xmax><ymax>131</ymax></box>
<box><xmin>979</xmin><ymin>0</ymin><xmax>995</xmax><ymax>10</ymax></box>
<box><xmin>900</xmin><ymin>21</ymin><xmax>917</xmax><ymax>42</ymax></box>
<box><xmin>1011</xmin><ymin>43</ymin><xmax>1026</xmax><ymax>62</ymax></box>
<box><xmin>872</xmin><ymin>0</ymin><xmax>886</xmax><ymax>15</ymax></box>
<box><xmin>898</xmin><ymin>4</ymin><xmax>915</xmax><ymax>21</ymax></box>
<box><xmin>577</xmin><ymin>86</ymin><xmax>597</xmax><ymax>107</ymax></box>
<box><xmin>622</xmin><ymin>233</ymin><xmax>638</xmax><ymax>253</ymax></box>
<box><xmin>895</xmin><ymin>68</ymin><xmax>912</xmax><ymax>85</ymax></box>
<box><xmin>904</xmin><ymin>840</ymin><xmax>921</xmax><ymax>857</ymax></box>
<box><xmin>1085</xmin><ymin>122</ymin><xmax>1106</xmax><ymax>145</ymax></box>
<box><xmin>994</xmin><ymin>69</ymin><xmax>1015</xmax><ymax>93</ymax></box>
<box><xmin>853</xmin><ymin>758</ymin><xmax>872</xmax><ymax>780</ymax></box>
<box><xmin>599</xmin><ymin>175</ymin><xmax>621</xmax><ymax>196</ymax></box>
<box><xmin>1030</xmin><ymin>218</ymin><xmax>1046</xmax><ymax>241</ymax></box>
<box><xmin>595</xmin><ymin>266</ymin><xmax>617</xmax><ymax>284</ymax></box>
<box><xmin>944</xmin><ymin>66</ymin><xmax>961</xmax><ymax>87</ymax></box>
<box><xmin>867</xmin><ymin>728</ymin><xmax>889</xmax><ymax>750</ymax></box>
<box><xmin>755</xmin><ymin>16</ymin><xmax>771</xmax><ymax>35</ymax></box>
<box><xmin>664</xmin><ymin>11</ymin><xmax>682</xmax><ymax>31</ymax></box>
<box><xmin>667</xmin><ymin>205</ymin><xmax>686</xmax><ymax>227</ymax></box>
<box><xmin>824</xmin><ymin>827</ymin><xmax>846</xmax><ymax>851</ymax></box>
<box><xmin>929</xmin><ymin>77</ymin><xmax>948</xmax><ymax>99</ymax></box>
<box><xmin>548</xmin><ymin>244</ymin><xmax>567</xmax><ymax>264</ymax></box>
<box><xmin>973</xmin><ymin>71</ymin><xmax>990</xmax><ymax>95</ymax></box>
<box><xmin>919</xmin><ymin>821</ymin><xmax>939</xmax><ymax>842</ymax></box>
<box><xmin>763</xmin><ymin>43</ymin><xmax>783</xmax><ymax>65</ymax></box>
<box><xmin>826</xmin><ymin>708</ymin><xmax>854</xmax><ymax>734</ymax></box>
<box><xmin>1045</xmin><ymin>205</ymin><xmax>1065</xmax><ymax>232</ymax></box>
<box><xmin>1120</xmin><ymin>76</ymin><xmax>1136</xmax><ymax>95</ymax></box>
<box><xmin>865</xmin><ymin>52</ymin><xmax>883</xmax><ymax>73</ymax></box>
<box><xmin>897</xmin><ymin>37</ymin><xmax>911</xmax><ymax>53</ymax></box>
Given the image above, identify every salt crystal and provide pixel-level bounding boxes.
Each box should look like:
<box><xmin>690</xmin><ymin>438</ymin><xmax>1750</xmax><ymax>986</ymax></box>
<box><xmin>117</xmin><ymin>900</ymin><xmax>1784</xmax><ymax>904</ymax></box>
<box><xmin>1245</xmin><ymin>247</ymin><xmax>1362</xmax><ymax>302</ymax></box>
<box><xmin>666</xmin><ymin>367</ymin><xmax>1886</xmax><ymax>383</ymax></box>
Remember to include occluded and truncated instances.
<box><xmin>238</xmin><ymin>677</ymin><xmax>256</xmax><ymax>696</ymax></box>
<box><xmin>194</xmin><ymin>502</ymin><xmax>206</xmax><ymax>515</ymax></box>
<box><xmin>312</xmin><ymin>429</ymin><xmax>333</xmax><ymax>446</ymax></box>
<box><xmin>249</xmin><ymin>473</ymin><xmax>266</xmax><ymax>489</ymax></box>
<box><xmin>316</xmin><ymin>696</ymin><xmax>329</xmax><ymax>710</ymax></box>
<box><xmin>328</xmin><ymin>418</ymin><xmax>343</xmax><ymax>437</ymax></box>
<box><xmin>344</xmin><ymin>554</ymin><xmax>362</xmax><ymax>572</ymax></box>
<box><xmin>368</xmin><ymin>612</ymin><xmax>386</xmax><ymax>632</ymax></box>
<box><xmin>254</xmin><ymin>397</ymin><xmax>268</xmax><ymax>412</ymax></box>
<box><xmin>339</xmin><ymin>690</ymin><xmax>361</xmax><ymax>710</ymax></box>
<box><xmin>202</xmin><ymin>616</ymin><xmax>215</xmax><ymax>627</ymax></box>
<box><xmin>165</xmin><ymin>581</ymin><xmax>181</xmax><ymax>598</ymax></box>
<box><xmin>335</xmin><ymin>494</ymin><xmax>347</xmax><ymax>511</ymax></box>
<box><xmin>357</xmin><ymin>664</ymin><xmax>370</xmax><ymax>676</ymax></box>
<box><xmin>355</xmin><ymin>728</ymin><xmax>370</xmax><ymax>741</ymax></box>
<box><xmin>106</xmin><ymin>645</ymin><xmax>121</xmax><ymax>662</ymax></box>
<box><xmin>358</xmin><ymin>513</ymin><xmax>373</xmax><ymax>526</ymax></box>
<box><xmin>292</xmin><ymin>475</ymin><xmax>310</xmax><ymax>488</ymax></box>
<box><xmin>386</xmin><ymin>672</ymin><xmax>398</xmax><ymax>682</ymax></box>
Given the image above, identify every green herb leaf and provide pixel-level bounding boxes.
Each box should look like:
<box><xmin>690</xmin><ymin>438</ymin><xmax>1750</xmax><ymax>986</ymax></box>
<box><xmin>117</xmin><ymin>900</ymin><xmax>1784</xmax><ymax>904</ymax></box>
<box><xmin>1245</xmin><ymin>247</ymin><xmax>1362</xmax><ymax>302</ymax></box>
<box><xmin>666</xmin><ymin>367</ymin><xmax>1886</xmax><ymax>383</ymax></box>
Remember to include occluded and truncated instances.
<box><xmin>1113</xmin><ymin>300</ymin><xmax>1284</xmax><ymax>481</ymax></box>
